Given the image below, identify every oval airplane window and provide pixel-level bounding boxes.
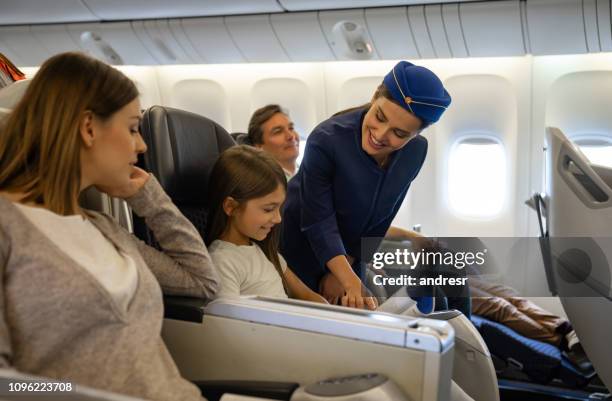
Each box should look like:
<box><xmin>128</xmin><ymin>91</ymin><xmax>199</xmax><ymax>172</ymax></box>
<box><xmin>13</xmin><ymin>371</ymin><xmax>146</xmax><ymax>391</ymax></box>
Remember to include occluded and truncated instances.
<box><xmin>448</xmin><ymin>136</ymin><xmax>506</xmax><ymax>218</ymax></box>
<box><xmin>573</xmin><ymin>136</ymin><xmax>612</xmax><ymax>168</ymax></box>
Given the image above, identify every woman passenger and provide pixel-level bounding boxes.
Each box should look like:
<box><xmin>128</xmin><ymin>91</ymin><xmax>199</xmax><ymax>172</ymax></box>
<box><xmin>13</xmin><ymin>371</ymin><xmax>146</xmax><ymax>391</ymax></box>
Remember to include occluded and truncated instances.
<box><xmin>0</xmin><ymin>52</ymin><xmax>218</xmax><ymax>400</ymax></box>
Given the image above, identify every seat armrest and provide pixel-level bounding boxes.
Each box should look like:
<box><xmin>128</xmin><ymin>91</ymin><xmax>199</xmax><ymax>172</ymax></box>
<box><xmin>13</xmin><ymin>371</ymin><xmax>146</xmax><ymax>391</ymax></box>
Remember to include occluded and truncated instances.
<box><xmin>194</xmin><ymin>380</ymin><xmax>298</xmax><ymax>401</ymax></box>
<box><xmin>163</xmin><ymin>295</ymin><xmax>208</xmax><ymax>322</ymax></box>
<box><xmin>424</xmin><ymin>310</ymin><xmax>463</xmax><ymax>321</ymax></box>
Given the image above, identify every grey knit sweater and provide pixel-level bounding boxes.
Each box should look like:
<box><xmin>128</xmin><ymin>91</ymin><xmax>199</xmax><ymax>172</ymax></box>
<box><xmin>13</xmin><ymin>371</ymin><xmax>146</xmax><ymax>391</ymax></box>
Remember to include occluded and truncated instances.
<box><xmin>0</xmin><ymin>176</ymin><xmax>219</xmax><ymax>400</ymax></box>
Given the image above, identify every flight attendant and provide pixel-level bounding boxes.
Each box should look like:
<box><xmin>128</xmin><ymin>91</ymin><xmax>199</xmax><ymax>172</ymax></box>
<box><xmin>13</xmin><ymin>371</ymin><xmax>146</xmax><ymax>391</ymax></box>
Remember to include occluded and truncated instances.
<box><xmin>280</xmin><ymin>61</ymin><xmax>451</xmax><ymax>309</ymax></box>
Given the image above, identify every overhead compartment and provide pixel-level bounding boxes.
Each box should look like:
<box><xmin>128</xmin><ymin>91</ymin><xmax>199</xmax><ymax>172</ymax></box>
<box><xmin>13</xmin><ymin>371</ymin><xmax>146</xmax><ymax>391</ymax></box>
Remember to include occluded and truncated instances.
<box><xmin>583</xmin><ymin>0</ymin><xmax>600</xmax><ymax>52</ymax></box>
<box><xmin>31</xmin><ymin>25</ymin><xmax>81</xmax><ymax>57</ymax></box>
<box><xmin>82</xmin><ymin>0</ymin><xmax>283</xmax><ymax>20</ymax></box>
<box><xmin>407</xmin><ymin>6</ymin><xmax>435</xmax><ymax>59</ymax></box>
<box><xmin>526</xmin><ymin>0</ymin><xmax>587</xmax><ymax>55</ymax></box>
<box><xmin>279</xmin><ymin>0</ymin><xmax>467</xmax><ymax>11</ymax></box>
<box><xmin>424</xmin><ymin>5</ymin><xmax>452</xmax><ymax>58</ymax></box>
<box><xmin>597</xmin><ymin>0</ymin><xmax>612</xmax><ymax>52</ymax></box>
<box><xmin>180</xmin><ymin>17</ymin><xmax>245</xmax><ymax>64</ymax></box>
<box><xmin>132</xmin><ymin>20</ymin><xmax>195</xmax><ymax>64</ymax></box>
<box><xmin>225</xmin><ymin>15</ymin><xmax>290</xmax><ymax>62</ymax></box>
<box><xmin>441</xmin><ymin>3</ymin><xmax>468</xmax><ymax>58</ymax></box>
<box><xmin>168</xmin><ymin>20</ymin><xmax>205</xmax><ymax>63</ymax></box>
<box><xmin>0</xmin><ymin>26</ymin><xmax>53</xmax><ymax>66</ymax></box>
<box><xmin>0</xmin><ymin>0</ymin><xmax>98</xmax><ymax>25</ymax></box>
<box><xmin>365</xmin><ymin>7</ymin><xmax>420</xmax><ymax>60</ymax></box>
<box><xmin>319</xmin><ymin>9</ymin><xmax>379</xmax><ymax>60</ymax></box>
<box><xmin>460</xmin><ymin>0</ymin><xmax>525</xmax><ymax>57</ymax></box>
<box><xmin>68</xmin><ymin>22</ymin><xmax>158</xmax><ymax>65</ymax></box>
<box><xmin>270</xmin><ymin>12</ymin><xmax>335</xmax><ymax>62</ymax></box>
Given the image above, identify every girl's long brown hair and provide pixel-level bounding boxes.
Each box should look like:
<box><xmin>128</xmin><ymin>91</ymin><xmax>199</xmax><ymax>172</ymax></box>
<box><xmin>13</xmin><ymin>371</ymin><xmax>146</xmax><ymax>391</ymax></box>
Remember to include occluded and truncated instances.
<box><xmin>0</xmin><ymin>52</ymin><xmax>138</xmax><ymax>215</ymax></box>
<box><xmin>206</xmin><ymin>145</ymin><xmax>288</xmax><ymax>291</ymax></box>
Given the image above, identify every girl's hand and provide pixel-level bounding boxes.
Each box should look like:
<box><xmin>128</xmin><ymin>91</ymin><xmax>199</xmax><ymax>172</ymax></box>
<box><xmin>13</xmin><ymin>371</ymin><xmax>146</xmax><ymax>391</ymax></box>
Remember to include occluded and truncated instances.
<box><xmin>96</xmin><ymin>166</ymin><xmax>150</xmax><ymax>199</ymax></box>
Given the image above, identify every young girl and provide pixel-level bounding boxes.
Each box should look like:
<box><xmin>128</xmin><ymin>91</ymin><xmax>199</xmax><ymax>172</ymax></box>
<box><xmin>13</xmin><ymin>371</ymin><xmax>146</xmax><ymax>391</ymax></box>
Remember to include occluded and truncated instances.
<box><xmin>206</xmin><ymin>145</ymin><xmax>326</xmax><ymax>304</ymax></box>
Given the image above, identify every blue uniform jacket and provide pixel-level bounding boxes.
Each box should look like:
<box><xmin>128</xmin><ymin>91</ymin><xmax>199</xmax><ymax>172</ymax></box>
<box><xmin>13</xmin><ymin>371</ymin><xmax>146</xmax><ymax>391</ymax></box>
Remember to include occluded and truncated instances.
<box><xmin>280</xmin><ymin>108</ymin><xmax>428</xmax><ymax>291</ymax></box>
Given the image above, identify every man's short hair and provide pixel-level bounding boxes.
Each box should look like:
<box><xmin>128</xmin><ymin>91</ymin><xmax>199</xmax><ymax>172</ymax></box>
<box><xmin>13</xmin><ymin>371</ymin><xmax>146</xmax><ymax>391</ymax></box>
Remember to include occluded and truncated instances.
<box><xmin>247</xmin><ymin>104</ymin><xmax>286</xmax><ymax>145</ymax></box>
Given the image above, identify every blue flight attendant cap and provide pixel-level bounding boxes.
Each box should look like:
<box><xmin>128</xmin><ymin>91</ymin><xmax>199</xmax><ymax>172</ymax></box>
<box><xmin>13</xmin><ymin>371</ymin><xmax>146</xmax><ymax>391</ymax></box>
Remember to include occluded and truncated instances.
<box><xmin>382</xmin><ymin>61</ymin><xmax>451</xmax><ymax>125</ymax></box>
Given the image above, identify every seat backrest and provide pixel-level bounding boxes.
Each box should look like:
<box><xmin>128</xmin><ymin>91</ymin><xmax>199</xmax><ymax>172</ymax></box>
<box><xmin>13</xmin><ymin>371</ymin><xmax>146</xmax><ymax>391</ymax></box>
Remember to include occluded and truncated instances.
<box><xmin>136</xmin><ymin>106</ymin><xmax>235</xmax><ymax>244</ymax></box>
<box><xmin>230</xmin><ymin>132</ymin><xmax>251</xmax><ymax>145</ymax></box>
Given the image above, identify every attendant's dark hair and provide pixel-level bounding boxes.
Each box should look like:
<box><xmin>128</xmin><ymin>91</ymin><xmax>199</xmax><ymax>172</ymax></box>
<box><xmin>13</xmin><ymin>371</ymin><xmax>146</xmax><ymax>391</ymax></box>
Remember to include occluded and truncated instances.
<box><xmin>0</xmin><ymin>52</ymin><xmax>138</xmax><ymax>215</ymax></box>
<box><xmin>205</xmin><ymin>145</ymin><xmax>289</xmax><ymax>291</ymax></box>
<box><xmin>247</xmin><ymin>104</ymin><xmax>287</xmax><ymax>145</ymax></box>
<box><xmin>333</xmin><ymin>83</ymin><xmax>429</xmax><ymax>130</ymax></box>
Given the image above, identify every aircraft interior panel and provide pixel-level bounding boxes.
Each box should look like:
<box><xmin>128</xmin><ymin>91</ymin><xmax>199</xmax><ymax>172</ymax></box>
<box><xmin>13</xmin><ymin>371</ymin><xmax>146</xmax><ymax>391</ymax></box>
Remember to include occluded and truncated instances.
<box><xmin>0</xmin><ymin>26</ymin><xmax>51</xmax><ymax>67</ymax></box>
<box><xmin>269</xmin><ymin>12</ymin><xmax>336</xmax><ymax>62</ymax></box>
<box><xmin>67</xmin><ymin>22</ymin><xmax>158</xmax><ymax>65</ymax></box>
<box><xmin>440</xmin><ymin>4</ymin><xmax>469</xmax><ymax>58</ymax></box>
<box><xmin>30</xmin><ymin>25</ymin><xmax>81</xmax><ymax>59</ymax></box>
<box><xmin>597</xmin><ymin>0</ymin><xmax>612</xmax><ymax>52</ymax></box>
<box><xmin>81</xmin><ymin>0</ymin><xmax>284</xmax><ymax>20</ymax></box>
<box><xmin>460</xmin><ymin>0</ymin><xmax>525</xmax><ymax>57</ymax></box>
<box><xmin>0</xmin><ymin>0</ymin><xmax>99</xmax><ymax>25</ymax></box>
<box><xmin>526</xmin><ymin>0</ymin><xmax>588</xmax><ymax>56</ymax></box>
<box><xmin>318</xmin><ymin>9</ymin><xmax>380</xmax><ymax>61</ymax></box>
<box><xmin>250</xmin><ymin>78</ymin><xmax>319</xmax><ymax>138</ymax></box>
<box><xmin>365</xmin><ymin>7</ymin><xmax>421</xmax><ymax>60</ymax></box>
<box><xmin>424</xmin><ymin>5</ymin><xmax>452</xmax><ymax>59</ymax></box>
<box><xmin>179</xmin><ymin>17</ymin><xmax>245</xmax><ymax>64</ymax></box>
<box><xmin>406</xmin><ymin>6</ymin><xmax>436</xmax><ymax>59</ymax></box>
<box><xmin>225</xmin><ymin>15</ymin><xmax>290</xmax><ymax>63</ymax></box>
<box><xmin>168</xmin><ymin>79</ymin><xmax>230</xmax><ymax>129</ymax></box>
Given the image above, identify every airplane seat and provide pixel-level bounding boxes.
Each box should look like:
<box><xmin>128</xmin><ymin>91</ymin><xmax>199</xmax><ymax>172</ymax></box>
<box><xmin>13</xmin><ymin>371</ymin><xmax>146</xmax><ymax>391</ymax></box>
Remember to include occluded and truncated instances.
<box><xmin>471</xmin><ymin>315</ymin><xmax>596</xmax><ymax>387</ymax></box>
<box><xmin>230</xmin><ymin>132</ymin><xmax>251</xmax><ymax>145</ymax></box>
<box><xmin>536</xmin><ymin>127</ymin><xmax>612</xmax><ymax>395</ymax></box>
<box><xmin>364</xmin><ymin>240</ymin><xmax>499</xmax><ymax>401</ymax></box>
<box><xmin>136</xmin><ymin>105</ymin><xmax>235</xmax><ymax>243</ymax></box>
<box><xmin>135</xmin><ymin>105</ymin><xmax>457</xmax><ymax>401</ymax></box>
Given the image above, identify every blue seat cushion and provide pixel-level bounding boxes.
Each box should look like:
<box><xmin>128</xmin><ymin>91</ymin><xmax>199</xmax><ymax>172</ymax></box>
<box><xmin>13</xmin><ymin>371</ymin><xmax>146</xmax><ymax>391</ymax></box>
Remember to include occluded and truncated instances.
<box><xmin>471</xmin><ymin>315</ymin><xmax>561</xmax><ymax>383</ymax></box>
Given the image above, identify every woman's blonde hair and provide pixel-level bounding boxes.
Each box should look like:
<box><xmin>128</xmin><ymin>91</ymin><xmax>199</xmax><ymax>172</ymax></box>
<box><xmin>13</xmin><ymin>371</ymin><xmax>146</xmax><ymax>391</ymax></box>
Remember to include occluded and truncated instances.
<box><xmin>0</xmin><ymin>52</ymin><xmax>138</xmax><ymax>215</ymax></box>
<box><xmin>205</xmin><ymin>145</ymin><xmax>288</xmax><ymax>290</ymax></box>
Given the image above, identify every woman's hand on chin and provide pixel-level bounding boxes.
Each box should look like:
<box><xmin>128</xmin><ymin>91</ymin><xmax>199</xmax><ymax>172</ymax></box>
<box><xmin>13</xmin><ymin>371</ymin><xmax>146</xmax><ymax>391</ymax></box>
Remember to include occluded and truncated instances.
<box><xmin>96</xmin><ymin>167</ymin><xmax>150</xmax><ymax>199</ymax></box>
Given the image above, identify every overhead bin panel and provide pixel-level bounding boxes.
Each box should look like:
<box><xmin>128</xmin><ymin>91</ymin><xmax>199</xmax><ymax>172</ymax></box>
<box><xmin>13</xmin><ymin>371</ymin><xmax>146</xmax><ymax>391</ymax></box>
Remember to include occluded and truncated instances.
<box><xmin>441</xmin><ymin>4</ymin><xmax>468</xmax><ymax>58</ymax></box>
<box><xmin>424</xmin><ymin>5</ymin><xmax>451</xmax><ymax>58</ymax></box>
<box><xmin>597</xmin><ymin>0</ymin><xmax>612</xmax><ymax>51</ymax></box>
<box><xmin>168</xmin><ymin>20</ymin><xmax>205</xmax><ymax>64</ymax></box>
<box><xmin>82</xmin><ymin>0</ymin><xmax>283</xmax><ymax>20</ymax></box>
<box><xmin>583</xmin><ymin>0</ymin><xmax>600</xmax><ymax>52</ymax></box>
<box><xmin>460</xmin><ymin>0</ymin><xmax>525</xmax><ymax>57</ymax></box>
<box><xmin>270</xmin><ymin>12</ymin><xmax>335</xmax><ymax>62</ymax></box>
<box><xmin>0</xmin><ymin>0</ymin><xmax>98</xmax><ymax>25</ymax></box>
<box><xmin>527</xmin><ymin>0</ymin><xmax>587</xmax><ymax>55</ymax></box>
<box><xmin>180</xmin><ymin>18</ymin><xmax>244</xmax><ymax>64</ymax></box>
<box><xmin>225</xmin><ymin>15</ymin><xmax>289</xmax><ymax>62</ymax></box>
<box><xmin>31</xmin><ymin>25</ymin><xmax>82</xmax><ymax>57</ymax></box>
<box><xmin>0</xmin><ymin>26</ymin><xmax>52</xmax><ymax>66</ymax></box>
<box><xmin>319</xmin><ymin>10</ymin><xmax>379</xmax><ymax>60</ymax></box>
<box><xmin>132</xmin><ymin>20</ymin><xmax>195</xmax><ymax>64</ymax></box>
<box><xmin>407</xmin><ymin>6</ymin><xmax>436</xmax><ymax>59</ymax></box>
<box><xmin>365</xmin><ymin>7</ymin><xmax>419</xmax><ymax>60</ymax></box>
<box><xmin>279</xmin><ymin>0</ymin><xmax>472</xmax><ymax>11</ymax></box>
<box><xmin>68</xmin><ymin>22</ymin><xmax>158</xmax><ymax>66</ymax></box>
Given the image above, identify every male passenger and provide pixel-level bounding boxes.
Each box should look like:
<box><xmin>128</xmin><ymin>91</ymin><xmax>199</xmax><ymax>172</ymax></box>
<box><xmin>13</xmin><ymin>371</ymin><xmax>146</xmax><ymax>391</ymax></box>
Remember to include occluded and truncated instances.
<box><xmin>247</xmin><ymin>104</ymin><xmax>300</xmax><ymax>180</ymax></box>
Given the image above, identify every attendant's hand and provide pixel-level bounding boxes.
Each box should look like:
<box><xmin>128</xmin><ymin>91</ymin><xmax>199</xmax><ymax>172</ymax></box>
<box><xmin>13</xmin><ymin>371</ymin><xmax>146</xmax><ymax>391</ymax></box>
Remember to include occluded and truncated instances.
<box><xmin>96</xmin><ymin>166</ymin><xmax>150</xmax><ymax>199</ymax></box>
<box><xmin>341</xmin><ymin>277</ymin><xmax>378</xmax><ymax>311</ymax></box>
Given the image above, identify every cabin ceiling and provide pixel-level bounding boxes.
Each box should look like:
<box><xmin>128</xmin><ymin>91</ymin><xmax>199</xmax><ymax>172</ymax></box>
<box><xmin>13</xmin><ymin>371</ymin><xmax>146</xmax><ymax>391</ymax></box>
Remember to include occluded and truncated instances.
<box><xmin>0</xmin><ymin>0</ymin><xmax>485</xmax><ymax>25</ymax></box>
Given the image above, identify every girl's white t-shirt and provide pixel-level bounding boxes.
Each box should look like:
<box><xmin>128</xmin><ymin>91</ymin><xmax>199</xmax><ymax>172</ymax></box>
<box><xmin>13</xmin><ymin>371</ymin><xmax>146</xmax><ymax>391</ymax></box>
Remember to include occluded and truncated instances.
<box><xmin>209</xmin><ymin>239</ymin><xmax>288</xmax><ymax>299</ymax></box>
<box><xmin>15</xmin><ymin>203</ymin><xmax>139</xmax><ymax>312</ymax></box>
